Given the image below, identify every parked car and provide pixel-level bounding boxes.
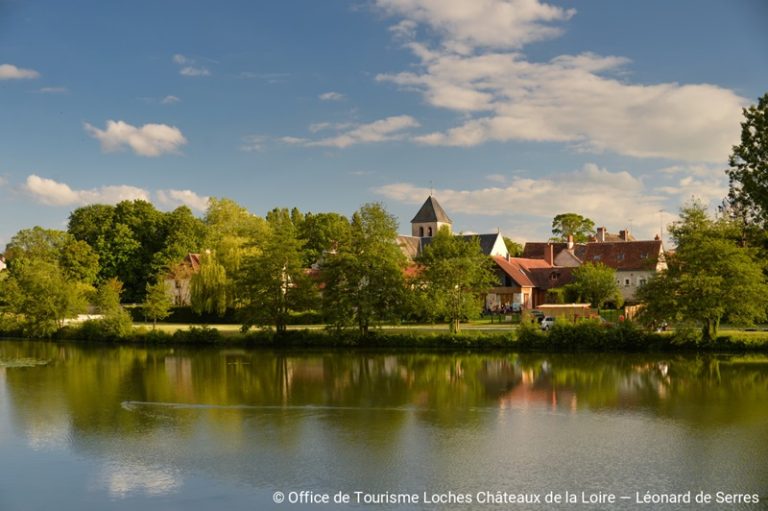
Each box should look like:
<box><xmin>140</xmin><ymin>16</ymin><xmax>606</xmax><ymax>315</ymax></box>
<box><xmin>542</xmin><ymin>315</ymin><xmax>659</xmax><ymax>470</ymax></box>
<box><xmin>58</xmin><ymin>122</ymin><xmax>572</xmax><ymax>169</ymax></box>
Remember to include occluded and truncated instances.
<box><xmin>540</xmin><ymin>316</ymin><xmax>556</xmax><ymax>331</ymax></box>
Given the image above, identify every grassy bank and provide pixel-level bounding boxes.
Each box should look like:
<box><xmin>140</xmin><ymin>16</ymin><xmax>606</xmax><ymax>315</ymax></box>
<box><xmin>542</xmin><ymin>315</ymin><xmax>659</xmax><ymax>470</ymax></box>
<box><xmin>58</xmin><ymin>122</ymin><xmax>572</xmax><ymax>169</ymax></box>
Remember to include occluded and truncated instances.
<box><xmin>1</xmin><ymin>319</ymin><xmax>763</xmax><ymax>353</ymax></box>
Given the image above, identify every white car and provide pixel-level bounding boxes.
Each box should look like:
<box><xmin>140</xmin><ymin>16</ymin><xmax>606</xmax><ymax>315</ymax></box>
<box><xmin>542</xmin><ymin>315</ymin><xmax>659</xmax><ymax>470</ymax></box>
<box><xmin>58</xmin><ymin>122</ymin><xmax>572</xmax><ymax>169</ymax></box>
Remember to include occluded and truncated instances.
<box><xmin>540</xmin><ymin>316</ymin><xmax>556</xmax><ymax>331</ymax></box>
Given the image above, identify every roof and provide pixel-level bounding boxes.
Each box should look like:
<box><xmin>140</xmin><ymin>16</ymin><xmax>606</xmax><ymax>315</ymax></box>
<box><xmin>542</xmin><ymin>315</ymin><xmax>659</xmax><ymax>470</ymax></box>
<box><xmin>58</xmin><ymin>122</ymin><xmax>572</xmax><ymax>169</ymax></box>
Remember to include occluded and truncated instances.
<box><xmin>460</xmin><ymin>233</ymin><xmax>503</xmax><ymax>256</ymax></box>
<box><xmin>410</xmin><ymin>196</ymin><xmax>452</xmax><ymax>224</ymax></box>
<box><xmin>493</xmin><ymin>256</ymin><xmax>576</xmax><ymax>290</ymax></box>
<box><xmin>397</xmin><ymin>235</ymin><xmax>422</xmax><ymax>260</ymax></box>
<box><xmin>521</xmin><ymin>242</ymin><xmax>567</xmax><ymax>259</ymax></box>
<box><xmin>580</xmin><ymin>240</ymin><xmax>663</xmax><ymax>271</ymax></box>
<box><xmin>420</xmin><ymin>232</ymin><xmax>503</xmax><ymax>256</ymax></box>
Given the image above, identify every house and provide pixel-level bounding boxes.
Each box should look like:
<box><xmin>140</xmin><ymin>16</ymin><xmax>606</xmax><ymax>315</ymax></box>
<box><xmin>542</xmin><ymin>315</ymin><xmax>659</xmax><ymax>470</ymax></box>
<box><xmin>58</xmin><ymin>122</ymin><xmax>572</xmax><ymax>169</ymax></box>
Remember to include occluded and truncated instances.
<box><xmin>397</xmin><ymin>196</ymin><xmax>508</xmax><ymax>260</ymax></box>
<box><xmin>164</xmin><ymin>253</ymin><xmax>201</xmax><ymax>306</ymax></box>
<box><xmin>519</xmin><ymin>229</ymin><xmax>666</xmax><ymax>303</ymax></box>
<box><xmin>0</xmin><ymin>255</ymin><xmax>6</xmax><ymax>272</ymax></box>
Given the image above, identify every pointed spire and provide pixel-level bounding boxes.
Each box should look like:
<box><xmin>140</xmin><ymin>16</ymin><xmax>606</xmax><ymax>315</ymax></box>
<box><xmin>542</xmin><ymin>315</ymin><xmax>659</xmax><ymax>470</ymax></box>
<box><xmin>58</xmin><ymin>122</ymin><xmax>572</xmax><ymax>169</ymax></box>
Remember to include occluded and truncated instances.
<box><xmin>411</xmin><ymin>196</ymin><xmax>452</xmax><ymax>224</ymax></box>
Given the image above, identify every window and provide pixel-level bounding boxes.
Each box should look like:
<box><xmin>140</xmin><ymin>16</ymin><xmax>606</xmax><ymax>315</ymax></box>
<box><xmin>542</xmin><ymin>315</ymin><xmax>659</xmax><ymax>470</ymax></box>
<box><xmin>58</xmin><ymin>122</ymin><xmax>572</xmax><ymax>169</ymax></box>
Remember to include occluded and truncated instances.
<box><xmin>419</xmin><ymin>226</ymin><xmax>424</xmax><ymax>236</ymax></box>
<box><xmin>639</xmin><ymin>278</ymin><xmax>647</xmax><ymax>286</ymax></box>
<box><xmin>640</xmin><ymin>252</ymin><xmax>648</xmax><ymax>259</ymax></box>
<box><xmin>593</xmin><ymin>255</ymin><xmax>602</xmax><ymax>261</ymax></box>
<box><xmin>624</xmin><ymin>278</ymin><xmax>631</xmax><ymax>287</ymax></box>
<box><xmin>617</xmin><ymin>253</ymin><xmax>624</xmax><ymax>261</ymax></box>
<box><xmin>428</xmin><ymin>227</ymin><xmax>433</xmax><ymax>236</ymax></box>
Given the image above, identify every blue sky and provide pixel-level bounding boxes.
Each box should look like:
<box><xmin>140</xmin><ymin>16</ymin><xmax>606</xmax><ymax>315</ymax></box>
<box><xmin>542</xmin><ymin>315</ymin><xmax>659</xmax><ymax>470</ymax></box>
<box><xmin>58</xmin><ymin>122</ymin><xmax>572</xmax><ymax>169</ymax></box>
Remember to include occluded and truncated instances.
<box><xmin>1</xmin><ymin>0</ymin><xmax>766</xmax><ymax>249</ymax></box>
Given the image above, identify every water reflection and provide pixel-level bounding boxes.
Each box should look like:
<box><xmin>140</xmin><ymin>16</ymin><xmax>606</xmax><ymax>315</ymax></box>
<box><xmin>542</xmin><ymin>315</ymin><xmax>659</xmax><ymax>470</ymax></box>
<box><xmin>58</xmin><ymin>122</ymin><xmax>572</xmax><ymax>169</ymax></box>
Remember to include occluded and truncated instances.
<box><xmin>0</xmin><ymin>341</ymin><xmax>767</xmax><ymax>508</ymax></box>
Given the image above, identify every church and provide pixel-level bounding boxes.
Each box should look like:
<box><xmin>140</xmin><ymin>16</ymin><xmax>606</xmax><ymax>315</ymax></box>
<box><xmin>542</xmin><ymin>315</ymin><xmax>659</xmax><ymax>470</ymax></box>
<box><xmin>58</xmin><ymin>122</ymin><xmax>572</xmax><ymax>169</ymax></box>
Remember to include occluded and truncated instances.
<box><xmin>396</xmin><ymin>195</ymin><xmax>509</xmax><ymax>261</ymax></box>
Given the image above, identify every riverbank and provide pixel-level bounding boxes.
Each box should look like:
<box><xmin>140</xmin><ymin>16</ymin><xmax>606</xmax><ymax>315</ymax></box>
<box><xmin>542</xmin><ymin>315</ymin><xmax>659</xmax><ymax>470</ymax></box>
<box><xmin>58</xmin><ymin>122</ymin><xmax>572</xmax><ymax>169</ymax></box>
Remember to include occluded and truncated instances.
<box><xmin>3</xmin><ymin>320</ymin><xmax>768</xmax><ymax>352</ymax></box>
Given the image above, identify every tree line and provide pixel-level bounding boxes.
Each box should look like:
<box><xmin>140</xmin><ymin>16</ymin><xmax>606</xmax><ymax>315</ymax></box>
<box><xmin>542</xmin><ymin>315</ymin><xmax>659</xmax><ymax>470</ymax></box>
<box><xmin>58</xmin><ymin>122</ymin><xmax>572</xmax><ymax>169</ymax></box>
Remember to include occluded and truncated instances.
<box><xmin>0</xmin><ymin>199</ymin><xmax>497</xmax><ymax>337</ymax></box>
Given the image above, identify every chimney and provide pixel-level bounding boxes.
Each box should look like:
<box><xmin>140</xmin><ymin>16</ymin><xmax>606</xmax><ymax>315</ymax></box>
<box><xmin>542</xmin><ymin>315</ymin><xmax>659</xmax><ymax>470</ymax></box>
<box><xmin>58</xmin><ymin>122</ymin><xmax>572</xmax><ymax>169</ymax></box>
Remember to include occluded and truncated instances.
<box><xmin>567</xmin><ymin>234</ymin><xmax>574</xmax><ymax>250</ymax></box>
<box><xmin>619</xmin><ymin>229</ymin><xmax>630</xmax><ymax>241</ymax></box>
<box><xmin>596</xmin><ymin>226</ymin><xmax>606</xmax><ymax>242</ymax></box>
<box><xmin>544</xmin><ymin>243</ymin><xmax>554</xmax><ymax>265</ymax></box>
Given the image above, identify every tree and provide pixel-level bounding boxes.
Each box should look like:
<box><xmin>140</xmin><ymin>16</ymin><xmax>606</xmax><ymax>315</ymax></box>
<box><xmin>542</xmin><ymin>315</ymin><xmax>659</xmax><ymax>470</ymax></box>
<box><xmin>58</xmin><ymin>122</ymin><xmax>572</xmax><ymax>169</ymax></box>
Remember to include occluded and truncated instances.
<box><xmin>298</xmin><ymin>211</ymin><xmax>351</xmax><ymax>266</ymax></box>
<box><xmin>143</xmin><ymin>280</ymin><xmax>173</xmax><ymax>328</ymax></box>
<box><xmin>567</xmin><ymin>262</ymin><xmax>622</xmax><ymax>311</ymax></box>
<box><xmin>726</xmin><ymin>92</ymin><xmax>768</xmax><ymax>227</ymax></box>
<box><xmin>92</xmin><ymin>277</ymin><xmax>133</xmax><ymax>337</ymax></box>
<box><xmin>551</xmin><ymin>213</ymin><xmax>596</xmax><ymax>242</ymax></box>
<box><xmin>0</xmin><ymin>259</ymin><xmax>89</xmax><ymax>337</ymax></box>
<box><xmin>321</xmin><ymin>203</ymin><xmax>406</xmax><ymax>335</ymax></box>
<box><xmin>239</xmin><ymin>209</ymin><xmax>317</xmax><ymax>333</ymax></box>
<box><xmin>503</xmin><ymin>237</ymin><xmax>523</xmax><ymax>257</ymax></box>
<box><xmin>415</xmin><ymin>228</ymin><xmax>497</xmax><ymax>333</ymax></box>
<box><xmin>190</xmin><ymin>252</ymin><xmax>228</xmax><ymax>317</ymax></box>
<box><xmin>637</xmin><ymin>201</ymin><xmax>768</xmax><ymax>341</ymax></box>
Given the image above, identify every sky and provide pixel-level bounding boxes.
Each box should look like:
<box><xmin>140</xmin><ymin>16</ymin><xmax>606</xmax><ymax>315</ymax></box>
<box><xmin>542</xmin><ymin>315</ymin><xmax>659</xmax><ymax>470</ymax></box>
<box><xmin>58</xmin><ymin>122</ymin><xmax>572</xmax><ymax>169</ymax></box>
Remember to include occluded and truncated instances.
<box><xmin>1</xmin><ymin>0</ymin><xmax>767</xmax><ymax>249</ymax></box>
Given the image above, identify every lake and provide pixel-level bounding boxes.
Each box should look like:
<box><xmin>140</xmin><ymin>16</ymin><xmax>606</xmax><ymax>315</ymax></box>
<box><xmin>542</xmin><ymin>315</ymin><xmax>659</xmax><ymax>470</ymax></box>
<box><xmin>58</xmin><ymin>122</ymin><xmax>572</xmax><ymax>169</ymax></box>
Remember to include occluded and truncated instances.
<box><xmin>0</xmin><ymin>340</ymin><xmax>766</xmax><ymax>510</ymax></box>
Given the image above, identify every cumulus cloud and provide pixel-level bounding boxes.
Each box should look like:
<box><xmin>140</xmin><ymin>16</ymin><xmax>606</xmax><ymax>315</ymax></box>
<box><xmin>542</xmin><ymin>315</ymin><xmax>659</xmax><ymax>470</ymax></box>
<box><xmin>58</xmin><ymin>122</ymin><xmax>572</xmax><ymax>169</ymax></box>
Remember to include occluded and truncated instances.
<box><xmin>0</xmin><ymin>64</ymin><xmax>40</xmax><ymax>80</ymax></box>
<box><xmin>319</xmin><ymin>91</ymin><xmax>345</xmax><ymax>101</ymax></box>
<box><xmin>161</xmin><ymin>95</ymin><xmax>181</xmax><ymax>104</ymax></box>
<box><xmin>23</xmin><ymin>175</ymin><xmax>150</xmax><ymax>207</ymax></box>
<box><xmin>240</xmin><ymin>134</ymin><xmax>268</xmax><ymax>152</ymax></box>
<box><xmin>374</xmin><ymin>0</ymin><xmax>746</xmax><ymax>162</ymax></box>
<box><xmin>155</xmin><ymin>189</ymin><xmax>209</xmax><ymax>212</ymax></box>
<box><xmin>375</xmin><ymin>0</ymin><xmax>575</xmax><ymax>49</ymax></box>
<box><xmin>306</xmin><ymin>115</ymin><xmax>420</xmax><ymax>148</ymax></box>
<box><xmin>373</xmin><ymin>163</ymin><xmax>715</xmax><ymax>239</ymax></box>
<box><xmin>84</xmin><ymin>120</ymin><xmax>187</xmax><ymax>157</ymax></box>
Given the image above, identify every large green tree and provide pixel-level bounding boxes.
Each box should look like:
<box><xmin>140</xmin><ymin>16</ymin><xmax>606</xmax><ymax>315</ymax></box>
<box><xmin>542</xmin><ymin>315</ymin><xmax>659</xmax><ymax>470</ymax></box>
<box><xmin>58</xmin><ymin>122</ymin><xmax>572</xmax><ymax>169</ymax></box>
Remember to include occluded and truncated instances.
<box><xmin>239</xmin><ymin>209</ymin><xmax>317</xmax><ymax>333</ymax></box>
<box><xmin>567</xmin><ymin>262</ymin><xmax>622</xmax><ymax>311</ymax></box>
<box><xmin>0</xmin><ymin>258</ymin><xmax>89</xmax><ymax>337</ymax></box>
<box><xmin>190</xmin><ymin>252</ymin><xmax>229</xmax><ymax>317</ymax></box>
<box><xmin>726</xmin><ymin>92</ymin><xmax>768</xmax><ymax>227</ymax></box>
<box><xmin>321</xmin><ymin>203</ymin><xmax>406</xmax><ymax>336</ymax></box>
<box><xmin>415</xmin><ymin>228</ymin><xmax>497</xmax><ymax>333</ymax></box>
<box><xmin>637</xmin><ymin>202</ymin><xmax>768</xmax><ymax>340</ymax></box>
<box><xmin>551</xmin><ymin>213</ymin><xmax>596</xmax><ymax>242</ymax></box>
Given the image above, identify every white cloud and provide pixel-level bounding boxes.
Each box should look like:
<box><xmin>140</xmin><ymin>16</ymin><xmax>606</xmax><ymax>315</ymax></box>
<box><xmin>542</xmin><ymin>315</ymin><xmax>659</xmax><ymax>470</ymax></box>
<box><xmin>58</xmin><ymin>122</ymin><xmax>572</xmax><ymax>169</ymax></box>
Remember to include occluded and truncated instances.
<box><xmin>375</xmin><ymin>1</ymin><xmax>746</xmax><ymax>163</ymax></box>
<box><xmin>161</xmin><ymin>95</ymin><xmax>181</xmax><ymax>104</ymax></box>
<box><xmin>0</xmin><ymin>64</ymin><xmax>40</xmax><ymax>80</ymax></box>
<box><xmin>319</xmin><ymin>91</ymin><xmax>345</xmax><ymax>101</ymax></box>
<box><xmin>23</xmin><ymin>175</ymin><xmax>150</xmax><ymax>207</ymax></box>
<box><xmin>84</xmin><ymin>120</ymin><xmax>187</xmax><ymax>157</ymax></box>
<box><xmin>156</xmin><ymin>189</ymin><xmax>209</xmax><ymax>212</ymax></box>
<box><xmin>307</xmin><ymin>115</ymin><xmax>420</xmax><ymax>148</ymax></box>
<box><xmin>655</xmin><ymin>164</ymin><xmax>728</xmax><ymax>206</ymax></box>
<box><xmin>172</xmin><ymin>54</ymin><xmax>210</xmax><ymax>77</ymax></box>
<box><xmin>375</xmin><ymin>0</ymin><xmax>575</xmax><ymax>49</ymax></box>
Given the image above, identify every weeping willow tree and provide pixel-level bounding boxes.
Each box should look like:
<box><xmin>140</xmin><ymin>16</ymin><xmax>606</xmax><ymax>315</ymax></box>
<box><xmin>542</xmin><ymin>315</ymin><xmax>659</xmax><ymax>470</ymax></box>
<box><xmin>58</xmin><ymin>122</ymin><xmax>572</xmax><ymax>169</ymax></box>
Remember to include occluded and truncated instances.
<box><xmin>190</xmin><ymin>252</ymin><xmax>228</xmax><ymax>317</ymax></box>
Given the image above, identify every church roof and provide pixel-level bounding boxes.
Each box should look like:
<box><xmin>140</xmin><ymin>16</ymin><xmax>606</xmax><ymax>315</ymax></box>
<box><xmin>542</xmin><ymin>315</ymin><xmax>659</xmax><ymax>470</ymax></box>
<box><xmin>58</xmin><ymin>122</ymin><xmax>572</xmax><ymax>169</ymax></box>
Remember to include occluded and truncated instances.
<box><xmin>410</xmin><ymin>196</ymin><xmax>452</xmax><ymax>224</ymax></box>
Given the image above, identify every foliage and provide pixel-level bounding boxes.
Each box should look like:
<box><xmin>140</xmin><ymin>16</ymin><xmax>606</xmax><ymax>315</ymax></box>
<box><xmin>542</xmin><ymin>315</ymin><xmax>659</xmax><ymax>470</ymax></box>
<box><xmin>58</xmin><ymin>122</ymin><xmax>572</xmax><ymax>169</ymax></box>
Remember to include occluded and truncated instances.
<box><xmin>502</xmin><ymin>236</ymin><xmax>523</xmax><ymax>257</ymax></box>
<box><xmin>636</xmin><ymin>201</ymin><xmax>768</xmax><ymax>341</ymax></box>
<box><xmin>68</xmin><ymin>200</ymin><xmax>205</xmax><ymax>302</ymax></box>
<box><xmin>298</xmin><ymin>211</ymin><xmax>351</xmax><ymax>266</ymax></box>
<box><xmin>143</xmin><ymin>279</ymin><xmax>173</xmax><ymax>326</ymax></box>
<box><xmin>551</xmin><ymin>213</ymin><xmax>596</xmax><ymax>242</ymax></box>
<box><xmin>726</xmin><ymin>92</ymin><xmax>768</xmax><ymax>227</ymax></box>
<box><xmin>0</xmin><ymin>258</ymin><xmax>89</xmax><ymax>337</ymax></box>
<box><xmin>321</xmin><ymin>203</ymin><xmax>407</xmax><ymax>335</ymax></box>
<box><xmin>190</xmin><ymin>252</ymin><xmax>228</xmax><ymax>317</ymax></box>
<box><xmin>415</xmin><ymin>228</ymin><xmax>498</xmax><ymax>333</ymax></box>
<box><xmin>567</xmin><ymin>262</ymin><xmax>622</xmax><ymax>310</ymax></box>
<box><xmin>239</xmin><ymin>208</ymin><xmax>317</xmax><ymax>333</ymax></box>
<box><xmin>4</xmin><ymin>227</ymin><xmax>100</xmax><ymax>285</ymax></box>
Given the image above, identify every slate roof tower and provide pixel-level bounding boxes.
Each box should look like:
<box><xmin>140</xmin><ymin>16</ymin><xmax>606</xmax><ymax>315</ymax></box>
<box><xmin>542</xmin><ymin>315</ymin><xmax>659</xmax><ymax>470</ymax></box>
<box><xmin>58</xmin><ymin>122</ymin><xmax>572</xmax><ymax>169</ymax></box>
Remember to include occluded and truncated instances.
<box><xmin>410</xmin><ymin>195</ymin><xmax>452</xmax><ymax>237</ymax></box>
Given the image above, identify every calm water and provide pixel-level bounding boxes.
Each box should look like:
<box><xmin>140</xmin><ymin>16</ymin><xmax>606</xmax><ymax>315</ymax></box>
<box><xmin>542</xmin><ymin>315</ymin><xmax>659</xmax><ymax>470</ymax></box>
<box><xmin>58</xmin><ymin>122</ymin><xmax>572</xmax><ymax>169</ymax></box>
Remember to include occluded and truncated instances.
<box><xmin>0</xmin><ymin>341</ymin><xmax>766</xmax><ymax>510</ymax></box>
